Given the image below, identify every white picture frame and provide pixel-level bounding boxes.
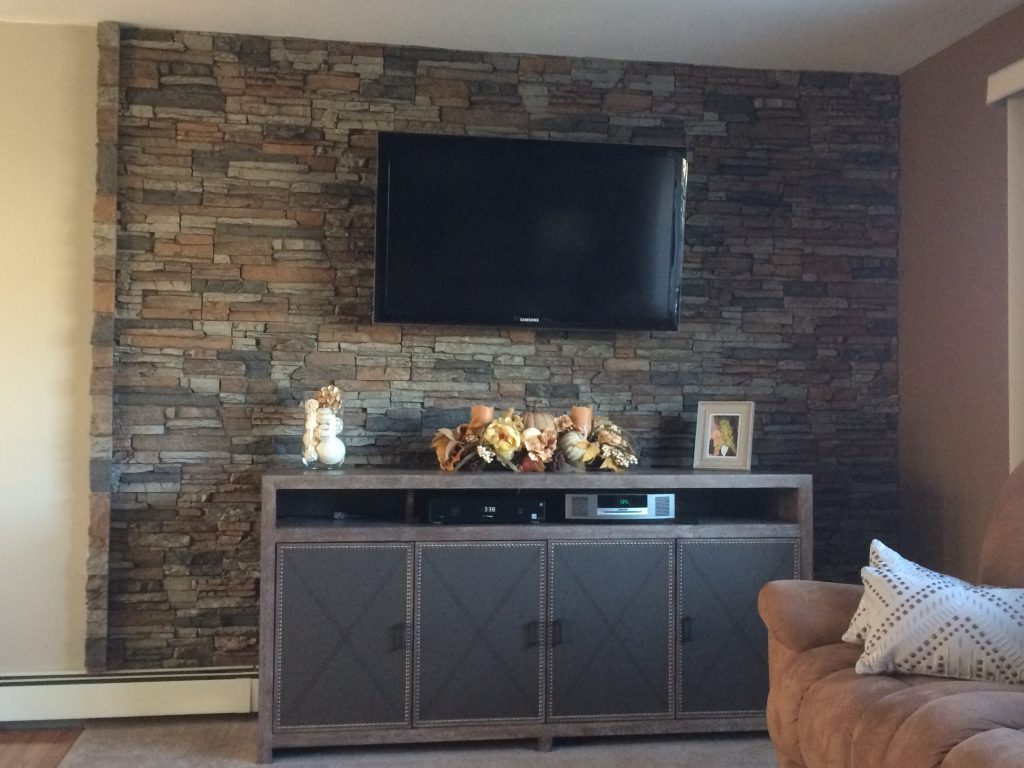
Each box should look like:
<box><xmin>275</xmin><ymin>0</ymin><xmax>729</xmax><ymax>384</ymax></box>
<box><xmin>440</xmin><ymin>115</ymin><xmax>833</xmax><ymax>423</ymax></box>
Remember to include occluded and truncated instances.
<box><xmin>692</xmin><ymin>401</ymin><xmax>754</xmax><ymax>471</ymax></box>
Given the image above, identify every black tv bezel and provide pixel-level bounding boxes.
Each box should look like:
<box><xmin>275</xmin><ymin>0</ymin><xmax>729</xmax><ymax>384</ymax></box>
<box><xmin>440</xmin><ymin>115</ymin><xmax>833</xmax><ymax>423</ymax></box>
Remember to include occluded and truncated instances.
<box><xmin>372</xmin><ymin>131</ymin><xmax>686</xmax><ymax>332</ymax></box>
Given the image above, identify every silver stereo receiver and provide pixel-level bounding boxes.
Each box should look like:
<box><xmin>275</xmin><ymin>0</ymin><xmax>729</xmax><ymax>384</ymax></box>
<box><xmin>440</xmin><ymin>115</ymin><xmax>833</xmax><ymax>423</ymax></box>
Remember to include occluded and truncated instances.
<box><xmin>564</xmin><ymin>493</ymin><xmax>675</xmax><ymax>521</ymax></box>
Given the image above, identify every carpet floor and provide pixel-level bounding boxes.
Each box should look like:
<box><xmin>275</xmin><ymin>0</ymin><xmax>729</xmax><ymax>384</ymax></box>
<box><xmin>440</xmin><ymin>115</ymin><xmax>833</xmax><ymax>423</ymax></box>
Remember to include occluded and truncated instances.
<box><xmin>56</xmin><ymin>715</ymin><xmax>777</xmax><ymax>767</ymax></box>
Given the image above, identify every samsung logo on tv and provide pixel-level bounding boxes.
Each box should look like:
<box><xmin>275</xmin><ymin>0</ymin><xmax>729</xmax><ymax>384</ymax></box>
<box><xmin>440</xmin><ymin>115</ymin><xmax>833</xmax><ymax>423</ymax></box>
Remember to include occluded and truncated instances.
<box><xmin>518</xmin><ymin>317</ymin><xmax>540</xmax><ymax>323</ymax></box>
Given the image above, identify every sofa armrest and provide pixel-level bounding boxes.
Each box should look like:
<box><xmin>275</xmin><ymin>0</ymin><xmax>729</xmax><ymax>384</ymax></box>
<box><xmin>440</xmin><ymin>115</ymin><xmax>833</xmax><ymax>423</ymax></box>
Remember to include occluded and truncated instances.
<box><xmin>758</xmin><ymin>579</ymin><xmax>864</xmax><ymax>653</ymax></box>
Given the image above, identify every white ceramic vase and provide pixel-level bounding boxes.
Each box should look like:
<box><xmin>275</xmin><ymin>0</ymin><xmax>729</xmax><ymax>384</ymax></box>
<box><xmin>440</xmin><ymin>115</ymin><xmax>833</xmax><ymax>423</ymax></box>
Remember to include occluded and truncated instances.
<box><xmin>314</xmin><ymin>408</ymin><xmax>346</xmax><ymax>467</ymax></box>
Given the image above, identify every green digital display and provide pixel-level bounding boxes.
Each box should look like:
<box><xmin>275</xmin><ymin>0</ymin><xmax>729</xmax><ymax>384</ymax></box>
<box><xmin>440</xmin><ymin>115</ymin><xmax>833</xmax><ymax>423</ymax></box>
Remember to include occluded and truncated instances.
<box><xmin>596</xmin><ymin>494</ymin><xmax>646</xmax><ymax>508</ymax></box>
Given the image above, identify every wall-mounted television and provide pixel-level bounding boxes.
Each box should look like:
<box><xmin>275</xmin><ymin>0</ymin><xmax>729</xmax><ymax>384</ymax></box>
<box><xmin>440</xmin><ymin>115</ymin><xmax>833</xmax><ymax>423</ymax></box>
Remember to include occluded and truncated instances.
<box><xmin>373</xmin><ymin>131</ymin><xmax>687</xmax><ymax>331</ymax></box>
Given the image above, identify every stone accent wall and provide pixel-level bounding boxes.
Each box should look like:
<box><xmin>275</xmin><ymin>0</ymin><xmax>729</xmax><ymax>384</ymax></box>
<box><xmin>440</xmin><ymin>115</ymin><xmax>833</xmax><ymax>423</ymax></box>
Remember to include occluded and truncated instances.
<box><xmin>86</xmin><ymin>22</ymin><xmax>121</xmax><ymax>671</ymax></box>
<box><xmin>106</xmin><ymin>26</ymin><xmax>899</xmax><ymax>668</ymax></box>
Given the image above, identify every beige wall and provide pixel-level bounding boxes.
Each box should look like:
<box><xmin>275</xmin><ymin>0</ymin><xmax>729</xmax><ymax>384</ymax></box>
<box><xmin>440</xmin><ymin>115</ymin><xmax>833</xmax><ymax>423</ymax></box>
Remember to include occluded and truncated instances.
<box><xmin>899</xmin><ymin>5</ymin><xmax>1024</xmax><ymax>579</ymax></box>
<box><xmin>0</xmin><ymin>23</ymin><xmax>96</xmax><ymax>672</ymax></box>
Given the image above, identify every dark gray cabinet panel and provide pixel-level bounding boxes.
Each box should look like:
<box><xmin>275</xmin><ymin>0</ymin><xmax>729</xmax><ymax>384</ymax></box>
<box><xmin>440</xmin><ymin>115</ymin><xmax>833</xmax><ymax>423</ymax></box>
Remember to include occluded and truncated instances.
<box><xmin>274</xmin><ymin>543</ymin><xmax>413</xmax><ymax>730</ymax></box>
<box><xmin>677</xmin><ymin>538</ymin><xmax>799</xmax><ymax>717</ymax></box>
<box><xmin>415</xmin><ymin>542</ymin><xmax>545</xmax><ymax>725</ymax></box>
<box><xmin>548</xmin><ymin>540</ymin><xmax>675</xmax><ymax>721</ymax></box>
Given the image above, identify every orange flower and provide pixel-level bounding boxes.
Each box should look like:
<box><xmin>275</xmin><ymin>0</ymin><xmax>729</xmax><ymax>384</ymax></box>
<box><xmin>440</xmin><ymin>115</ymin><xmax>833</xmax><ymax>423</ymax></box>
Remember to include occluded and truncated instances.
<box><xmin>522</xmin><ymin>427</ymin><xmax>557</xmax><ymax>463</ymax></box>
<box><xmin>431</xmin><ymin>428</ymin><xmax>461</xmax><ymax>471</ymax></box>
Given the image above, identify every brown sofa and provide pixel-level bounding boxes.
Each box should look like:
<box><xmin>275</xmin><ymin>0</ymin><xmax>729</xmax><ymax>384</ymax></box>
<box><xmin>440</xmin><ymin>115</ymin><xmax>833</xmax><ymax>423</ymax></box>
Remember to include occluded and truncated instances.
<box><xmin>758</xmin><ymin>462</ymin><xmax>1024</xmax><ymax>768</ymax></box>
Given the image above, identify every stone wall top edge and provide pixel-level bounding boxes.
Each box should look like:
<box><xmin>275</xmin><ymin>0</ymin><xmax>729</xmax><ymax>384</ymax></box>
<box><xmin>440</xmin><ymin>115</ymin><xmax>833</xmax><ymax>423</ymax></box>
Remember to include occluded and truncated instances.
<box><xmin>113</xmin><ymin>21</ymin><xmax>898</xmax><ymax>83</ymax></box>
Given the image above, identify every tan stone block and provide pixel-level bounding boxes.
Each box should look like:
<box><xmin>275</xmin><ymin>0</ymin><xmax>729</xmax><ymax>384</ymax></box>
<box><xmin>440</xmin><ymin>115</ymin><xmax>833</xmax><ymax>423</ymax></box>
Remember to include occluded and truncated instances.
<box><xmin>603</xmin><ymin>358</ymin><xmax>651</xmax><ymax>372</ymax></box>
<box><xmin>178</xmin><ymin>233</ymin><xmax>214</xmax><ymax>246</ymax></box>
<box><xmin>90</xmin><ymin>397</ymin><xmax>113</xmax><ymax>436</ymax></box>
<box><xmin>602</xmin><ymin>91</ymin><xmax>653</xmax><ymax>113</ymax></box>
<box><xmin>356</xmin><ymin>366</ymin><xmax>386</xmax><ymax>380</ymax></box>
<box><xmin>93</xmin><ymin>193</ymin><xmax>116</xmax><ymax>224</ymax></box>
<box><xmin>93</xmin><ymin>281</ymin><xmax>115</xmax><ymax>314</ymax></box>
<box><xmin>133</xmin><ymin>434</ymin><xmax>231</xmax><ymax>452</ymax></box>
<box><xmin>90</xmin><ymin>368</ymin><xmax>113</xmax><ymax>396</ymax></box>
<box><xmin>229</xmin><ymin>298</ymin><xmax>290</xmax><ymax>322</ymax></box>
<box><xmin>242</xmin><ymin>264</ymin><xmax>334</xmax><ymax>283</ymax></box>
<box><xmin>89</xmin><ymin>492</ymin><xmax>110</xmax><ymax>549</ymax></box>
<box><xmin>519</xmin><ymin>56</ymin><xmax>572</xmax><ymax>75</ymax></box>
<box><xmin>305</xmin><ymin>351</ymin><xmax>357</xmax><ymax>367</ymax></box>
<box><xmin>141</xmin><ymin>294</ymin><xmax>203</xmax><ymax>319</ymax></box>
<box><xmin>201</xmin><ymin>299</ymin><xmax>231</xmax><ymax>321</ymax></box>
<box><xmin>120</xmin><ymin>330</ymin><xmax>232</xmax><ymax>350</ymax></box>
<box><xmin>504</xmin><ymin>329</ymin><xmax>536</xmax><ymax>344</ymax></box>
<box><xmin>498</xmin><ymin>382</ymin><xmax>527</xmax><ymax>398</ymax></box>
<box><xmin>321</xmin><ymin>378</ymin><xmax>391</xmax><ymax>393</ymax></box>
<box><xmin>417</xmin><ymin>78</ymin><xmax>470</xmax><ymax>105</ymax></box>
<box><xmin>262</xmin><ymin>141</ymin><xmax>317</xmax><ymax>156</ymax></box>
<box><xmin>151</xmin><ymin>241</ymin><xmax>201</xmax><ymax>261</ymax></box>
<box><xmin>439</xmin><ymin>107</ymin><xmax>529</xmax><ymax>129</ymax></box>
<box><xmin>130</xmin><ymin>271</ymin><xmax>192</xmax><ymax>291</ymax></box>
<box><xmin>121</xmin><ymin>57</ymin><xmax>158</xmax><ymax>86</ymax></box>
<box><xmin>125</xmin><ymin>46</ymin><xmax>214</xmax><ymax>66</ymax></box>
<box><xmin>306</xmin><ymin>72</ymin><xmax>360</xmax><ymax>92</ymax></box>
<box><xmin>114</xmin><ymin>372</ymin><xmax>181</xmax><ymax>389</ymax></box>
<box><xmin>97</xmin><ymin>47</ymin><xmax>120</xmax><ymax>87</ymax></box>
<box><xmin>289</xmin><ymin>209</ymin><xmax>326</xmax><ymax>227</ymax></box>
<box><xmin>96</xmin><ymin>109</ymin><xmax>118</xmax><ymax>142</ymax></box>
<box><xmin>318</xmin><ymin>324</ymin><xmax>403</xmax><ymax>344</ymax></box>
<box><xmin>306</xmin><ymin>155</ymin><xmax>338</xmax><ymax>172</ymax></box>
<box><xmin>176</xmin><ymin>121</ymin><xmax>223</xmax><ymax>140</ymax></box>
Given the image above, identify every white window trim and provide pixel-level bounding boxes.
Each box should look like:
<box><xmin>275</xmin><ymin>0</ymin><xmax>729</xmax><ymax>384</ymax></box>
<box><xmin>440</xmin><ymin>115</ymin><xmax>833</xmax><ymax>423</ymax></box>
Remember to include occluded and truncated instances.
<box><xmin>988</xmin><ymin>61</ymin><xmax>1024</xmax><ymax>469</ymax></box>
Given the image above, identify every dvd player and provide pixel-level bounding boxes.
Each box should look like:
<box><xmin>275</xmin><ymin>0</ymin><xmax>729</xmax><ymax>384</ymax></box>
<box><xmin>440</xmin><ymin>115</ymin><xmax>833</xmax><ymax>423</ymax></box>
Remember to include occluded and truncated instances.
<box><xmin>427</xmin><ymin>496</ymin><xmax>546</xmax><ymax>524</ymax></box>
<box><xmin>564</xmin><ymin>493</ymin><xmax>675</xmax><ymax>521</ymax></box>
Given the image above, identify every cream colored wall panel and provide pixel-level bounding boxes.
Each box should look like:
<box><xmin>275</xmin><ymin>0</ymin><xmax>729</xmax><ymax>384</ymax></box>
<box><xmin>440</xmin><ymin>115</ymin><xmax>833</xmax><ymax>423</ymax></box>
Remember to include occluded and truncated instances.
<box><xmin>0</xmin><ymin>22</ymin><xmax>97</xmax><ymax>672</ymax></box>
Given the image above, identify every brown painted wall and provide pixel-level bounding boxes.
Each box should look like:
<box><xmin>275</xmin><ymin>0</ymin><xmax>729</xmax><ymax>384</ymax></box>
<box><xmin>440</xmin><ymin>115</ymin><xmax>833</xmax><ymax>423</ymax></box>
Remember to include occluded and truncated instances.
<box><xmin>899</xmin><ymin>5</ymin><xmax>1024</xmax><ymax>578</ymax></box>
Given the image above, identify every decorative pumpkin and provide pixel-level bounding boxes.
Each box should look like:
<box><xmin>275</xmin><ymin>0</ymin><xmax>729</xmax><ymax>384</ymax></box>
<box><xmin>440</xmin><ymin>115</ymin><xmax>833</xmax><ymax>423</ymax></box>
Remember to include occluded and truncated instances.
<box><xmin>558</xmin><ymin>430</ymin><xmax>601</xmax><ymax>466</ymax></box>
<box><xmin>522</xmin><ymin>409</ymin><xmax>556</xmax><ymax>433</ymax></box>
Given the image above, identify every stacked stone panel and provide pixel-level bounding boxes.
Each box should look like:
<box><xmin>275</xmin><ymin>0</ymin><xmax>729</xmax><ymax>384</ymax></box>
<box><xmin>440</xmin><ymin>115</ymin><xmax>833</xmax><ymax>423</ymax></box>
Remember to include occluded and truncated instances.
<box><xmin>106</xmin><ymin>26</ymin><xmax>899</xmax><ymax>668</ymax></box>
<box><xmin>86</xmin><ymin>22</ymin><xmax>121</xmax><ymax>671</ymax></box>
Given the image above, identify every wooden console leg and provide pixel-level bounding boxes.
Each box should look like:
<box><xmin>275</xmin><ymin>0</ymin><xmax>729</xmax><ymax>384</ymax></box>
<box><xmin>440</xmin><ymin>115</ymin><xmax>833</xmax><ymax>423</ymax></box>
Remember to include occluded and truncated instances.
<box><xmin>256</xmin><ymin>737</ymin><xmax>273</xmax><ymax>764</ymax></box>
<box><xmin>535</xmin><ymin>736</ymin><xmax>554</xmax><ymax>752</ymax></box>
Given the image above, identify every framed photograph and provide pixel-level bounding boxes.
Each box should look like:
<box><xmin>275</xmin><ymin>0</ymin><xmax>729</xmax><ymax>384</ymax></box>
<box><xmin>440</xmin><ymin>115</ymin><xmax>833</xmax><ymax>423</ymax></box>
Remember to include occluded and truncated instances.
<box><xmin>692</xmin><ymin>401</ymin><xmax>755</xmax><ymax>471</ymax></box>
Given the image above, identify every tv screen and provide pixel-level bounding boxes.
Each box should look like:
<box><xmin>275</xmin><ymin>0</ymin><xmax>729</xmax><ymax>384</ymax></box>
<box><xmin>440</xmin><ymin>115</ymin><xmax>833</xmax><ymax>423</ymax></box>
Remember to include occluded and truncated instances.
<box><xmin>373</xmin><ymin>132</ymin><xmax>687</xmax><ymax>331</ymax></box>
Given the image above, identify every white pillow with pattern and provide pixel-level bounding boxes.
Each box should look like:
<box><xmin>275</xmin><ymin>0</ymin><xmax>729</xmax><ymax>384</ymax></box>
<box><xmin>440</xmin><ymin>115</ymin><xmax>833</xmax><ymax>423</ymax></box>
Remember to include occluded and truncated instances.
<box><xmin>853</xmin><ymin>554</ymin><xmax>1024</xmax><ymax>685</ymax></box>
<box><xmin>842</xmin><ymin>539</ymin><xmax>966</xmax><ymax>645</ymax></box>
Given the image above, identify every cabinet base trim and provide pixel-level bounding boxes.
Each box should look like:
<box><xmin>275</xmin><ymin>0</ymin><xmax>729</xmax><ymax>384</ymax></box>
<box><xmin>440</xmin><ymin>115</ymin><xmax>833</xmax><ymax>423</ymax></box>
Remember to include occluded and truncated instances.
<box><xmin>267</xmin><ymin>715</ymin><xmax>766</xmax><ymax>751</ymax></box>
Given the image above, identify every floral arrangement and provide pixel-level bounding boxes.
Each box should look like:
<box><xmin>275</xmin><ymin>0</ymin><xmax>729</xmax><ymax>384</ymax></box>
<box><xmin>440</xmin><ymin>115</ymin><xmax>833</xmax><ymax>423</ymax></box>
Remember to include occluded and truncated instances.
<box><xmin>431</xmin><ymin>404</ymin><xmax>638</xmax><ymax>472</ymax></box>
<box><xmin>301</xmin><ymin>385</ymin><xmax>345</xmax><ymax>468</ymax></box>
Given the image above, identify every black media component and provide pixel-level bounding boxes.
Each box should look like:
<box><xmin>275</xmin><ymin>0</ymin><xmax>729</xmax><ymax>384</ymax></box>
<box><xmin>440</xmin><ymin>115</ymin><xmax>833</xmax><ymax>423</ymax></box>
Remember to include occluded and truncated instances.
<box><xmin>427</xmin><ymin>495</ymin><xmax>546</xmax><ymax>524</ymax></box>
<box><xmin>374</xmin><ymin>131</ymin><xmax>687</xmax><ymax>331</ymax></box>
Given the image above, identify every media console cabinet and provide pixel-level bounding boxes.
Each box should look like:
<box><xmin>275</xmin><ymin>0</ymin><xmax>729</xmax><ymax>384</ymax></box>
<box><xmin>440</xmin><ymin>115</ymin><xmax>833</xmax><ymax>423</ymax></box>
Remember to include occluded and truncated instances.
<box><xmin>258</xmin><ymin>469</ymin><xmax>812</xmax><ymax>762</ymax></box>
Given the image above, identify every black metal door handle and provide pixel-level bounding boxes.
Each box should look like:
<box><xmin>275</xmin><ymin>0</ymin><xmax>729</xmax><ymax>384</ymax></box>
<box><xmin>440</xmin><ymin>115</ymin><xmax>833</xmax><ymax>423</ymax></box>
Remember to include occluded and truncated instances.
<box><xmin>391</xmin><ymin>621</ymin><xmax>407</xmax><ymax>651</ymax></box>
<box><xmin>551</xmin><ymin>619</ymin><xmax>563</xmax><ymax>647</ymax></box>
<box><xmin>525</xmin><ymin>620</ymin><xmax>540</xmax><ymax>648</ymax></box>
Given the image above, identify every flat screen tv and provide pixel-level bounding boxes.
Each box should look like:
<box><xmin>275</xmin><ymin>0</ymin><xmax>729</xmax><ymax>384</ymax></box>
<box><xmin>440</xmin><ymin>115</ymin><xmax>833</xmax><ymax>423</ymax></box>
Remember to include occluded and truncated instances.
<box><xmin>373</xmin><ymin>131</ymin><xmax>687</xmax><ymax>331</ymax></box>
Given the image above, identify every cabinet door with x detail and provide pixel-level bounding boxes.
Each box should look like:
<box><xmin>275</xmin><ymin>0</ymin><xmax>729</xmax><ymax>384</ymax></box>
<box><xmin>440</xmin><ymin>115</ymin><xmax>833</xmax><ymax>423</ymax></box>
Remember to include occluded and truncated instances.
<box><xmin>676</xmin><ymin>538</ymin><xmax>799</xmax><ymax>717</ymax></box>
<box><xmin>547</xmin><ymin>539</ymin><xmax>675</xmax><ymax>721</ymax></box>
<box><xmin>415</xmin><ymin>541</ymin><xmax>546</xmax><ymax>726</ymax></box>
<box><xmin>274</xmin><ymin>543</ymin><xmax>413</xmax><ymax>730</ymax></box>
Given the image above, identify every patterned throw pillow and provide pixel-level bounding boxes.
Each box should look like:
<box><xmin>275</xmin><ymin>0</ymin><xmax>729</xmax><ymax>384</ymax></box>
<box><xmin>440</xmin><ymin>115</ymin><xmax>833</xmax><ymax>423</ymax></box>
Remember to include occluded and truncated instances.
<box><xmin>853</xmin><ymin>555</ymin><xmax>1024</xmax><ymax>685</ymax></box>
<box><xmin>841</xmin><ymin>540</ymin><xmax>966</xmax><ymax>644</ymax></box>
